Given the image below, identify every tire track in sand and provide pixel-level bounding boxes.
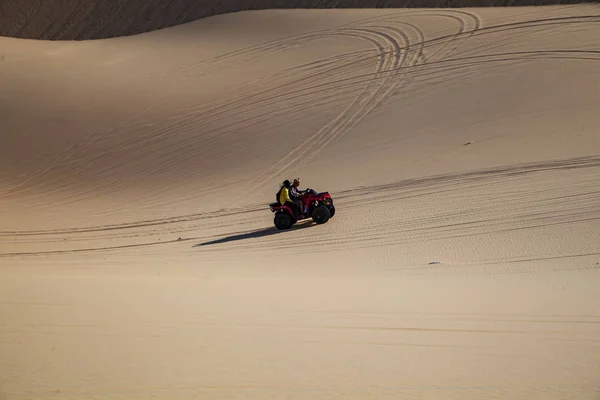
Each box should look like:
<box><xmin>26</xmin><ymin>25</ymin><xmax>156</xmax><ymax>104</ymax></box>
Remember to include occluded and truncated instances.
<box><xmin>249</xmin><ymin>10</ymin><xmax>482</xmax><ymax>185</ymax></box>
<box><xmin>3</xmin><ymin>156</ymin><xmax>598</xmax><ymax>259</ymax></box>
<box><xmin>1</xmin><ymin>23</ymin><xmax>409</xmax><ymax>206</ymax></box>
<box><xmin>4</xmin><ymin>24</ymin><xmax>414</xmax><ymax>208</ymax></box>
<box><xmin>2</xmin><ymin>11</ymin><xmax>476</xmax><ymax>204</ymax></box>
<box><xmin>248</xmin><ymin>23</ymin><xmax>416</xmax><ymax>186</ymax></box>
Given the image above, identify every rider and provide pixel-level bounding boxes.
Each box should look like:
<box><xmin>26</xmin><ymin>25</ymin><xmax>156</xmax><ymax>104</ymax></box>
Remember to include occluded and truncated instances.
<box><xmin>290</xmin><ymin>177</ymin><xmax>307</xmax><ymax>216</ymax></box>
<box><xmin>279</xmin><ymin>179</ymin><xmax>301</xmax><ymax>218</ymax></box>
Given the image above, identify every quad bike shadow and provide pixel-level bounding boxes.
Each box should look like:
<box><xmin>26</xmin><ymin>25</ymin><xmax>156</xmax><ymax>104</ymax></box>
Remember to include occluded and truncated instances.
<box><xmin>193</xmin><ymin>219</ymin><xmax>314</xmax><ymax>247</ymax></box>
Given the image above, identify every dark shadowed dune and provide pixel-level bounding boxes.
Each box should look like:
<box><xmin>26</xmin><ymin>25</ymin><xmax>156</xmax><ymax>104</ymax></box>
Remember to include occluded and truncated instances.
<box><xmin>0</xmin><ymin>0</ymin><xmax>591</xmax><ymax>40</ymax></box>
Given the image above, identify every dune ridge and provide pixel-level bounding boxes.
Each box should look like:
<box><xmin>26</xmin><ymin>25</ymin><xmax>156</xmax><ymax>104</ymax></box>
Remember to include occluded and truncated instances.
<box><xmin>0</xmin><ymin>0</ymin><xmax>591</xmax><ymax>40</ymax></box>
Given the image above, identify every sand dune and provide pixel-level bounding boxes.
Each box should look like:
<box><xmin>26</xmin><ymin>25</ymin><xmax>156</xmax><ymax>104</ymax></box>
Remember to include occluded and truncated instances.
<box><xmin>1</xmin><ymin>5</ymin><xmax>600</xmax><ymax>400</ymax></box>
<box><xmin>0</xmin><ymin>0</ymin><xmax>590</xmax><ymax>40</ymax></box>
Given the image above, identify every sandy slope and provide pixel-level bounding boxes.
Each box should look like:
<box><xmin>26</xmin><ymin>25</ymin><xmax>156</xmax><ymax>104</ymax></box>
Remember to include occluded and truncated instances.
<box><xmin>1</xmin><ymin>5</ymin><xmax>600</xmax><ymax>400</ymax></box>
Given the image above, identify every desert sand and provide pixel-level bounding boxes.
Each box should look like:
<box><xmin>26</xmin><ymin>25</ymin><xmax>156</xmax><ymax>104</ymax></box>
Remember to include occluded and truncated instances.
<box><xmin>1</xmin><ymin>5</ymin><xmax>600</xmax><ymax>400</ymax></box>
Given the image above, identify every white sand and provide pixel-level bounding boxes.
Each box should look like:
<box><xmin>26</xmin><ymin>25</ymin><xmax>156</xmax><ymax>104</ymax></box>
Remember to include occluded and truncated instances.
<box><xmin>1</xmin><ymin>5</ymin><xmax>600</xmax><ymax>399</ymax></box>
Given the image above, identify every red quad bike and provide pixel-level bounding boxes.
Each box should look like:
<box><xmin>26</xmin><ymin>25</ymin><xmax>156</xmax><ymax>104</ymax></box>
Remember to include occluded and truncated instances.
<box><xmin>269</xmin><ymin>188</ymin><xmax>335</xmax><ymax>230</ymax></box>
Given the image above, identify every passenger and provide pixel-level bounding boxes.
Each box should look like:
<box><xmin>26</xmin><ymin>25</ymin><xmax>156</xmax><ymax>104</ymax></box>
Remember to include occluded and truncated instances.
<box><xmin>279</xmin><ymin>179</ymin><xmax>301</xmax><ymax>218</ymax></box>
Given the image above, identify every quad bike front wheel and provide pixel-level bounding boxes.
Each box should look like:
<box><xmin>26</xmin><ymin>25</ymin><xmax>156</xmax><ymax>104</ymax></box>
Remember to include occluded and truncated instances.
<box><xmin>274</xmin><ymin>212</ymin><xmax>293</xmax><ymax>230</ymax></box>
<box><xmin>312</xmin><ymin>205</ymin><xmax>330</xmax><ymax>224</ymax></box>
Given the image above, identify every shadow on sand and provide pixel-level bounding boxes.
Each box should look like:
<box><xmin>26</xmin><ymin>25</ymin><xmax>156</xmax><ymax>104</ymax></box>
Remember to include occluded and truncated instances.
<box><xmin>192</xmin><ymin>220</ymin><xmax>314</xmax><ymax>247</ymax></box>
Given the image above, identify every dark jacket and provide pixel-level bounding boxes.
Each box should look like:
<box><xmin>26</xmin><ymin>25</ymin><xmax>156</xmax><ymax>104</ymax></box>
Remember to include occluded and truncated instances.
<box><xmin>290</xmin><ymin>186</ymin><xmax>303</xmax><ymax>199</ymax></box>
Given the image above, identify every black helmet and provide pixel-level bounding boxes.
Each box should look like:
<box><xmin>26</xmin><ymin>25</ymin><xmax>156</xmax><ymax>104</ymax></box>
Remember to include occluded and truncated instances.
<box><xmin>283</xmin><ymin>179</ymin><xmax>291</xmax><ymax>188</ymax></box>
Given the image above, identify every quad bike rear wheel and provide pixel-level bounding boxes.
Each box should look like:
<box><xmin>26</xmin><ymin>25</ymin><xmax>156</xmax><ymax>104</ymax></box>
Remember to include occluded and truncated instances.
<box><xmin>274</xmin><ymin>212</ymin><xmax>293</xmax><ymax>230</ymax></box>
<box><xmin>312</xmin><ymin>205</ymin><xmax>330</xmax><ymax>224</ymax></box>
